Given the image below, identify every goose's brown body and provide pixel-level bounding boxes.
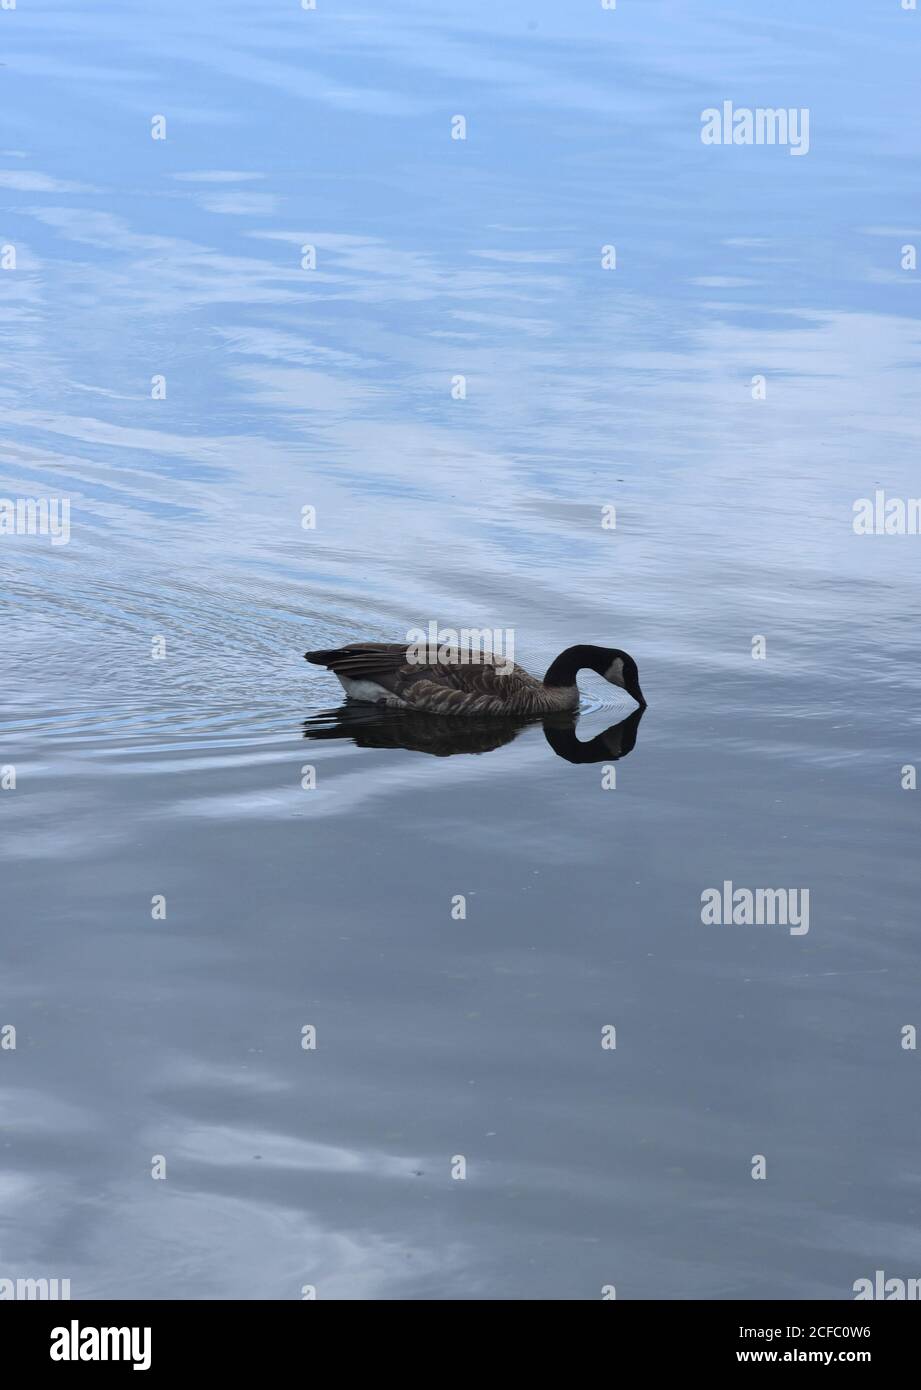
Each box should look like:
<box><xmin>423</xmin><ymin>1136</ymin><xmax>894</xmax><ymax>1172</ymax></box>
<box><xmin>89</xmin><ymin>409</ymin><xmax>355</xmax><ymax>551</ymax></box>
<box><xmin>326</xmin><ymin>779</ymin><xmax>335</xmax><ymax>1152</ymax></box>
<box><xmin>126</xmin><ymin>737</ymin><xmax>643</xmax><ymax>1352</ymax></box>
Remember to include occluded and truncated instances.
<box><xmin>305</xmin><ymin>642</ymin><xmax>580</xmax><ymax>717</ymax></box>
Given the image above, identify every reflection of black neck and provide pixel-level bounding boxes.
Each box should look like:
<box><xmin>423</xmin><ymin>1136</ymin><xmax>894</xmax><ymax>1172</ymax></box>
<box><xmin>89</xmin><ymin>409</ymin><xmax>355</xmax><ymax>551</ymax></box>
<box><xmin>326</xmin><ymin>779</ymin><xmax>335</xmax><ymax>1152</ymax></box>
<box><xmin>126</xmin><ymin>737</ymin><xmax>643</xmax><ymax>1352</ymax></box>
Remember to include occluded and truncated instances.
<box><xmin>544</xmin><ymin>644</ymin><xmax>607</xmax><ymax>687</ymax></box>
<box><xmin>543</xmin><ymin>707</ymin><xmax>644</xmax><ymax>763</ymax></box>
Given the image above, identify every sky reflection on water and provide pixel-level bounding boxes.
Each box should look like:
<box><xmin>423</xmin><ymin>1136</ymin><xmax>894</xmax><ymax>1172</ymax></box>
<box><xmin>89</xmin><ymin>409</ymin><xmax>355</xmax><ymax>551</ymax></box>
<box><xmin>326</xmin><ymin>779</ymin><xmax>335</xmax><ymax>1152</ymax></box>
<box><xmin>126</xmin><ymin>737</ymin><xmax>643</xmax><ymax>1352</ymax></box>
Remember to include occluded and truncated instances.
<box><xmin>1</xmin><ymin>1</ymin><xmax>920</xmax><ymax>1299</ymax></box>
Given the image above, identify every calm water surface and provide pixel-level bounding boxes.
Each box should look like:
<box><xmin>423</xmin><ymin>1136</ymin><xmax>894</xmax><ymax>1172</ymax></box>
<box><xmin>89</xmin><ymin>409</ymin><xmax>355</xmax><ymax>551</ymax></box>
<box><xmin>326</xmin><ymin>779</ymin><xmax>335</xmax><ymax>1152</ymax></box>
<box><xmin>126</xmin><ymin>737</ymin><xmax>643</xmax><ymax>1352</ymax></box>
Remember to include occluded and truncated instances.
<box><xmin>2</xmin><ymin>1</ymin><xmax>920</xmax><ymax>1298</ymax></box>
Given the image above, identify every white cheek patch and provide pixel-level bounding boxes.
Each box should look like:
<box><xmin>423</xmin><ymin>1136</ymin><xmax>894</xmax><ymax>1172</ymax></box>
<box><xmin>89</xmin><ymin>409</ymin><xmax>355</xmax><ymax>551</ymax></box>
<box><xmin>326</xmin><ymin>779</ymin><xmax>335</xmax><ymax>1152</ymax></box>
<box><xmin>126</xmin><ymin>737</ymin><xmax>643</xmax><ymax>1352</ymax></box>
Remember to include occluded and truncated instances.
<box><xmin>604</xmin><ymin>657</ymin><xmax>626</xmax><ymax>688</ymax></box>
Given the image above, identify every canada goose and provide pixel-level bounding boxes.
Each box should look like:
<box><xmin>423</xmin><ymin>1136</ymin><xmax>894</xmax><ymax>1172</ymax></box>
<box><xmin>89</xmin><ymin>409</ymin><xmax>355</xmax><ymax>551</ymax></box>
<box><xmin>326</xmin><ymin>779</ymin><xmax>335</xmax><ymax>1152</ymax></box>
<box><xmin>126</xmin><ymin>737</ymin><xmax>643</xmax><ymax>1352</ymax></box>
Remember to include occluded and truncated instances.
<box><xmin>303</xmin><ymin>704</ymin><xmax>645</xmax><ymax>761</ymax></box>
<box><xmin>304</xmin><ymin>642</ymin><xmax>645</xmax><ymax>717</ymax></box>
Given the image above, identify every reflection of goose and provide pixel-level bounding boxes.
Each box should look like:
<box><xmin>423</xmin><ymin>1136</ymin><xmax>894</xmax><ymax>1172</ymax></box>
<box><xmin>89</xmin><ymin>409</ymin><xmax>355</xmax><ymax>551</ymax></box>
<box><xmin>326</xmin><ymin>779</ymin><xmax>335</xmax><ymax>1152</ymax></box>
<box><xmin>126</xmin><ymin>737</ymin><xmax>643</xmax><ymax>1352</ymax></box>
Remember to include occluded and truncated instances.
<box><xmin>303</xmin><ymin>706</ymin><xmax>529</xmax><ymax>757</ymax></box>
<box><xmin>305</xmin><ymin>642</ymin><xmax>645</xmax><ymax>716</ymax></box>
<box><xmin>542</xmin><ymin>707</ymin><xmax>644</xmax><ymax>763</ymax></box>
<box><xmin>303</xmin><ymin>704</ymin><xmax>644</xmax><ymax>764</ymax></box>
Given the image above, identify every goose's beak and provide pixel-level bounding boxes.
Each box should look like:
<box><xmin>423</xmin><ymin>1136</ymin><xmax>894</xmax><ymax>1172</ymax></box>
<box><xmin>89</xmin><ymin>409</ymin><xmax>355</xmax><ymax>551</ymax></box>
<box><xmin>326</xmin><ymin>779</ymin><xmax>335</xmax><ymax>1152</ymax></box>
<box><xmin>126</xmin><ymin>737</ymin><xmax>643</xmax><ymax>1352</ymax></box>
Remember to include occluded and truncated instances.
<box><xmin>630</xmin><ymin>680</ymin><xmax>647</xmax><ymax>709</ymax></box>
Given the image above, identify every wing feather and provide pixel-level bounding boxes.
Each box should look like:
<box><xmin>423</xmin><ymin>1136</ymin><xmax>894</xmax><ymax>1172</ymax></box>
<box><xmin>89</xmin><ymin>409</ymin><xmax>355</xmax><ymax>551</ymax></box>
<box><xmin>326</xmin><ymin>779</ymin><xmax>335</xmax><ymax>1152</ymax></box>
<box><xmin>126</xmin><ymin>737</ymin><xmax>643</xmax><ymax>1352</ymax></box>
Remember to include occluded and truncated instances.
<box><xmin>305</xmin><ymin>642</ymin><xmax>546</xmax><ymax>712</ymax></box>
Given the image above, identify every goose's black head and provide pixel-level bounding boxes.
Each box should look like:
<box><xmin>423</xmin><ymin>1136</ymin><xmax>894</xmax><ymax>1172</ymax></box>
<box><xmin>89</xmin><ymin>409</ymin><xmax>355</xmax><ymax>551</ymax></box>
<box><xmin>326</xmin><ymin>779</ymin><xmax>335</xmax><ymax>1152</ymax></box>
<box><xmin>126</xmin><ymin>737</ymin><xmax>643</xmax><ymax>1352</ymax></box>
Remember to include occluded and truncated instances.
<box><xmin>544</xmin><ymin>645</ymin><xmax>646</xmax><ymax>708</ymax></box>
<box><xmin>597</xmin><ymin>648</ymin><xmax>646</xmax><ymax>708</ymax></box>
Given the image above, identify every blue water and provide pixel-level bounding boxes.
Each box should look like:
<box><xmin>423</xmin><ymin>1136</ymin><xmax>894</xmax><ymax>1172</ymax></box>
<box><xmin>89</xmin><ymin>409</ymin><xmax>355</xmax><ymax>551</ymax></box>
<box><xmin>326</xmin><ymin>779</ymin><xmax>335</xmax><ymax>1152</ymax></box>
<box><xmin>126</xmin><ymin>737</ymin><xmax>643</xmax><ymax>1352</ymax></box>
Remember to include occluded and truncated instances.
<box><xmin>2</xmin><ymin>0</ymin><xmax>920</xmax><ymax>1299</ymax></box>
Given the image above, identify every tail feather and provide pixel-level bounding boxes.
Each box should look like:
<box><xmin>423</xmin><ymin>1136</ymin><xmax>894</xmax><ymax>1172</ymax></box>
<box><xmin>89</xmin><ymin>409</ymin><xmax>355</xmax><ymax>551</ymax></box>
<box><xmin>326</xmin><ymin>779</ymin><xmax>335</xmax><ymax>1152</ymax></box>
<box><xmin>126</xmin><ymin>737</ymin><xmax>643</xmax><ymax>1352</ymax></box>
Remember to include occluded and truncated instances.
<box><xmin>304</xmin><ymin>643</ymin><xmax>411</xmax><ymax>679</ymax></box>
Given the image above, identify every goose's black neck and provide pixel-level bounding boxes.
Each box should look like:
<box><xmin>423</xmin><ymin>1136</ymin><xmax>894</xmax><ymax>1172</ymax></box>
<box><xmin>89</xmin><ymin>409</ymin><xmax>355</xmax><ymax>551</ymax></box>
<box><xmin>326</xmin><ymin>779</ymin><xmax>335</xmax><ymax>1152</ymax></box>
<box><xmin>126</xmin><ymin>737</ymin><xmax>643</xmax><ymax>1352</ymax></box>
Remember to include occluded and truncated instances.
<box><xmin>543</xmin><ymin>644</ymin><xmax>609</xmax><ymax>688</ymax></box>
